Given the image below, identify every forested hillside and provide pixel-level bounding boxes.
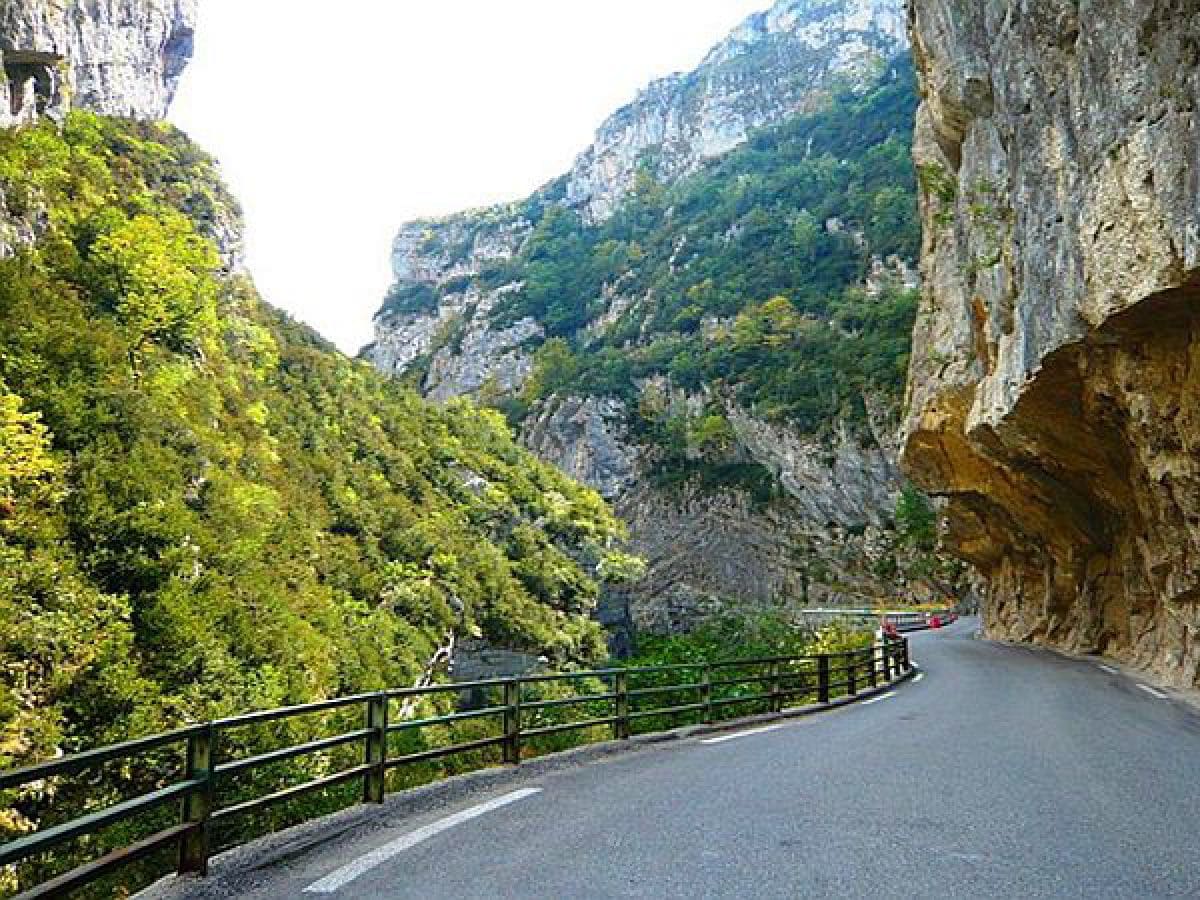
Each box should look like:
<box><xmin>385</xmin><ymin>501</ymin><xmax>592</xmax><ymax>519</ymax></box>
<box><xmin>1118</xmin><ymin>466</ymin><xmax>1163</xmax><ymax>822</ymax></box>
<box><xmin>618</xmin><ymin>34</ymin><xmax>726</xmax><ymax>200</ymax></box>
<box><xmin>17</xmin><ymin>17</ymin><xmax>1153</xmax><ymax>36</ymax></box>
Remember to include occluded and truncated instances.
<box><xmin>369</xmin><ymin>54</ymin><xmax>957</xmax><ymax>632</ymax></box>
<box><xmin>0</xmin><ymin>114</ymin><xmax>631</xmax><ymax>782</ymax></box>
<box><xmin>385</xmin><ymin>61</ymin><xmax>919</xmax><ymax>436</ymax></box>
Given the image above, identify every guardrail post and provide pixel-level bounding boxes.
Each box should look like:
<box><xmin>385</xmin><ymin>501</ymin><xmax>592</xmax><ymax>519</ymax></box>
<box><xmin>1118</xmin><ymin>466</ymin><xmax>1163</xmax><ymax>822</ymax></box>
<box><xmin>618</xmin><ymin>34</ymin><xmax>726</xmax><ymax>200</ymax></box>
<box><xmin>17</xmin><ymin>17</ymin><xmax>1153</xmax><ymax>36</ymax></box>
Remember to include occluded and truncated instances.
<box><xmin>364</xmin><ymin>693</ymin><xmax>388</xmax><ymax>804</ymax></box>
<box><xmin>614</xmin><ymin>672</ymin><xmax>630</xmax><ymax>740</ymax></box>
<box><xmin>769</xmin><ymin>661</ymin><xmax>782</xmax><ymax>714</ymax></box>
<box><xmin>901</xmin><ymin>638</ymin><xmax>911</xmax><ymax>672</ymax></box>
<box><xmin>868</xmin><ymin>646</ymin><xmax>879</xmax><ymax>689</ymax></box>
<box><xmin>847</xmin><ymin>657</ymin><xmax>858</xmax><ymax>696</ymax></box>
<box><xmin>817</xmin><ymin>655</ymin><xmax>830</xmax><ymax>704</ymax></box>
<box><xmin>503</xmin><ymin>679</ymin><xmax>522</xmax><ymax>765</ymax></box>
<box><xmin>179</xmin><ymin>724</ymin><xmax>216</xmax><ymax>876</ymax></box>
<box><xmin>702</xmin><ymin>665</ymin><xmax>714</xmax><ymax>724</ymax></box>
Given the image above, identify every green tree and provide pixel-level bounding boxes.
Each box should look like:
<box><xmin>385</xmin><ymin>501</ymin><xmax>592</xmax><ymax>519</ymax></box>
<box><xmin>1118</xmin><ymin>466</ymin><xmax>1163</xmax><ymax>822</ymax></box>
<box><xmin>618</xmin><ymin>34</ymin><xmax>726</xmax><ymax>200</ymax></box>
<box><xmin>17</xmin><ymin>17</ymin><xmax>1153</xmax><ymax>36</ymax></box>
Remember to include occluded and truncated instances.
<box><xmin>896</xmin><ymin>486</ymin><xmax>937</xmax><ymax>551</ymax></box>
<box><xmin>85</xmin><ymin>212</ymin><xmax>221</xmax><ymax>364</ymax></box>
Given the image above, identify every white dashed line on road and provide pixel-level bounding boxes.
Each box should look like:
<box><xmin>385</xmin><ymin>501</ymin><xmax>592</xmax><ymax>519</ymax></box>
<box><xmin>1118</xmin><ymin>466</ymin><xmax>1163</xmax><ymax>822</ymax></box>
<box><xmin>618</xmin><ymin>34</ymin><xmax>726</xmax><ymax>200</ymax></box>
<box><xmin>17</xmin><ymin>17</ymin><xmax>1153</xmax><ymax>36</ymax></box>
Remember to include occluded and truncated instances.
<box><xmin>701</xmin><ymin>723</ymin><xmax>789</xmax><ymax>745</ymax></box>
<box><xmin>1097</xmin><ymin>664</ymin><xmax>1118</xmax><ymax>674</ymax></box>
<box><xmin>862</xmin><ymin>691</ymin><xmax>897</xmax><ymax>706</ymax></box>
<box><xmin>303</xmin><ymin>788</ymin><xmax>542</xmax><ymax>893</ymax></box>
<box><xmin>1137</xmin><ymin>684</ymin><xmax>1169</xmax><ymax>700</ymax></box>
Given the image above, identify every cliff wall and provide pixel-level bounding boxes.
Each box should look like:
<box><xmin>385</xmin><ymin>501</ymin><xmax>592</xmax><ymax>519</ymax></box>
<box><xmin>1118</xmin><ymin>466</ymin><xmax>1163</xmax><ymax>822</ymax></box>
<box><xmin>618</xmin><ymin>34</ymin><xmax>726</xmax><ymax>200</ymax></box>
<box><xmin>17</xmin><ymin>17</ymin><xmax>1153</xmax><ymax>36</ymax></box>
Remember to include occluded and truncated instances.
<box><xmin>564</xmin><ymin>0</ymin><xmax>907</xmax><ymax>222</ymax></box>
<box><xmin>904</xmin><ymin>0</ymin><xmax>1200</xmax><ymax>686</ymax></box>
<box><xmin>0</xmin><ymin>0</ymin><xmax>195</xmax><ymax>124</ymax></box>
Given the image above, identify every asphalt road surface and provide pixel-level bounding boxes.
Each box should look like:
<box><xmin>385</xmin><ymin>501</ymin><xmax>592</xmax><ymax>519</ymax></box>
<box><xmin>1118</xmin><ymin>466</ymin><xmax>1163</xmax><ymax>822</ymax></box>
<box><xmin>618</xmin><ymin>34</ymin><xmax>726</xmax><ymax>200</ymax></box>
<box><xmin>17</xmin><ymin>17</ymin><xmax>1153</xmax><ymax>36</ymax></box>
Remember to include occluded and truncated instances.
<box><xmin>156</xmin><ymin>620</ymin><xmax>1200</xmax><ymax>899</ymax></box>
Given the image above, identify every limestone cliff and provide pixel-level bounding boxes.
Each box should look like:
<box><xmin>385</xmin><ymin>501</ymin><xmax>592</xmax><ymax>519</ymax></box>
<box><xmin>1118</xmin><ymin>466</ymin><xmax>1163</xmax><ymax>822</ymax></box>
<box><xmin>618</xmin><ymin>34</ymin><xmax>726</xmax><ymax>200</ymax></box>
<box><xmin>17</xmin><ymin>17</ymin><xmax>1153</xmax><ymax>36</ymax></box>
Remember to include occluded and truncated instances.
<box><xmin>520</xmin><ymin>385</ymin><xmax>919</xmax><ymax>646</ymax></box>
<box><xmin>565</xmin><ymin>0</ymin><xmax>908</xmax><ymax>223</ymax></box>
<box><xmin>0</xmin><ymin>0</ymin><xmax>195</xmax><ymax>124</ymax></box>
<box><xmin>903</xmin><ymin>0</ymin><xmax>1200</xmax><ymax>686</ymax></box>
<box><xmin>0</xmin><ymin>0</ymin><xmax>213</xmax><ymax>260</ymax></box>
<box><xmin>367</xmin><ymin>0</ymin><xmax>955</xmax><ymax>646</ymax></box>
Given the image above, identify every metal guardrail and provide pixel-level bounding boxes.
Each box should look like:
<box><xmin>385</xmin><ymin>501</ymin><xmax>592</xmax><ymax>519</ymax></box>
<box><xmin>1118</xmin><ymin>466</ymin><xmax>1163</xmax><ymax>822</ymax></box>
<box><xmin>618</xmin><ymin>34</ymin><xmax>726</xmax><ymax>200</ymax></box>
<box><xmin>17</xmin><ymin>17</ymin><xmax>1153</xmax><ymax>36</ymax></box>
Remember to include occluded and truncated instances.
<box><xmin>0</xmin><ymin>638</ymin><xmax>912</xmax><ymax>898</ymax></box>
<box><xmin>796</xmin><ymin>608</ymin><xmax>959</xmax><ymax>632</ymax></box>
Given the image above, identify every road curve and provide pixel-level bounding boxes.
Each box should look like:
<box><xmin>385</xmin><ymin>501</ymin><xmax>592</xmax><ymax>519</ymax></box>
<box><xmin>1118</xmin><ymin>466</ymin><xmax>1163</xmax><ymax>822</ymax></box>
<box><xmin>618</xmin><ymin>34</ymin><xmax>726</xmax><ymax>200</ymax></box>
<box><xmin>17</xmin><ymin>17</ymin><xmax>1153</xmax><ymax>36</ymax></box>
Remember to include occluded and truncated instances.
<box><xmin>154</xmin><ymin>620</ymin><xmax>1200</xmax><ymax>899</ymax></box>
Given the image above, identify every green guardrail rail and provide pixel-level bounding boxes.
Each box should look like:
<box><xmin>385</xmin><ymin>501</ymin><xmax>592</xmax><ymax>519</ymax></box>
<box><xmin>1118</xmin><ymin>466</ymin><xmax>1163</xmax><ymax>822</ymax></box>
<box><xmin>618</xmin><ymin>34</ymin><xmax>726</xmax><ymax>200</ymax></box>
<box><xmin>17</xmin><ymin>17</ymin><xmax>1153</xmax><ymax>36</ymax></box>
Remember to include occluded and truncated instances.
<box><xmin>0</xmin><ymin>637</ymin><xmax>913</xmax><ymax>898</ymax></box>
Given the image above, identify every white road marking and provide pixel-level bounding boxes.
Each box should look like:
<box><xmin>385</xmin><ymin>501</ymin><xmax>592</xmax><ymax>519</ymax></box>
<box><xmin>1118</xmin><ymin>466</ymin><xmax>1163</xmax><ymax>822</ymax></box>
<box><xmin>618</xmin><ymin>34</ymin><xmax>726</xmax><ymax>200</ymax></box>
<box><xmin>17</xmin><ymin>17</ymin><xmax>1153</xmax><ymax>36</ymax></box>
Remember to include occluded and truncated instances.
<box><xmin>862</xmin><ymin>691</ymin><xmax>897</xmax><ymax>706</ymax></box>
<box><xmin>303</xmin><ymin>788</ymin><xmax>542</xmax><ymax>893</ymax></box>
<box><xmin>701</xmin><ymin>723</ymin><xmax>789</xmax><ymax>745</ymax></box>
<box><xmin>913</xmin><ymin>673</ymin><xmax>925</xmax><ymax>683</ymax></box>
<box><xmin>1097</xmin><ymin>664</ymin><xmax>1118</xmax><ymax>674</ymax></box>
<box><xmin>1137</xmin><ymin>684</ymin><xmax>1169</xmax><ymax>700</ymax></box>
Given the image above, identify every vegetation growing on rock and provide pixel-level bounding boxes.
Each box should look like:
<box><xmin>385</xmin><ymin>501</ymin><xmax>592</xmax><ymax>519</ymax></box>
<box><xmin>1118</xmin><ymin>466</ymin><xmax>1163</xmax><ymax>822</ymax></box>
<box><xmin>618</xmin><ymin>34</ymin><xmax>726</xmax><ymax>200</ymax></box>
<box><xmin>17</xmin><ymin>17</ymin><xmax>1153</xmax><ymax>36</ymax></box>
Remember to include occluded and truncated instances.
<box><xmin>390</xmin><ymin>60</ymin><xmax>921</xmax><ymax>440</ymax></box>
<box><xmin>370</xmin><ymin>55</ymin><xmax>961</xmax><ymax>621</ymax></box>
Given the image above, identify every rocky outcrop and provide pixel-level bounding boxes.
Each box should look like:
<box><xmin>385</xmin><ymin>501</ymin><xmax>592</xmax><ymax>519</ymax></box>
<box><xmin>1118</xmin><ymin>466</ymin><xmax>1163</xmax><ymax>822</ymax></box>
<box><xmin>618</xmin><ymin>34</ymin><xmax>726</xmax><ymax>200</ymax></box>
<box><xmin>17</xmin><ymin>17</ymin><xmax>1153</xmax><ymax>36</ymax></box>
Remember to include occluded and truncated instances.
<box><xmin>523</xmin><ymin>396</ymin><xmax>640</xmax><ymax>500</ymax></box>
<box><xmin>0</xmin><ymin>1</ymin><xmax>202</xmax><ymax>260</ymax></box>
<box><xmin>365</xmin><ymin>210</ymin><xmax>539</xmax><ymax>392</ymax></box>
<box><xmin>521</xmin><ymin>383</ymin><xmax>932</xmax><ymax>644</ymax></box>
<box><xmin>0</xmin><ymin>0</ymin><xmax>196</xmax><ymax>124</ymax></box>
<box><xmin>727</xmin><ymin>408</ymin><xmax>900</xmax><ymax>528</ymax></box>
<box><xmin>617</xmin><ymin>470</ymin><xmax>911</xmax><ymax>635</ymax></box>
<box><xmin>565</xmin><ymin>0</ymin><xmax>908</xmax><ymax>223</ymax></box>
<box><xmin>903</xmin><ymin>0</ymin><xmax>1200</xmax><ymax>687</ymax></box>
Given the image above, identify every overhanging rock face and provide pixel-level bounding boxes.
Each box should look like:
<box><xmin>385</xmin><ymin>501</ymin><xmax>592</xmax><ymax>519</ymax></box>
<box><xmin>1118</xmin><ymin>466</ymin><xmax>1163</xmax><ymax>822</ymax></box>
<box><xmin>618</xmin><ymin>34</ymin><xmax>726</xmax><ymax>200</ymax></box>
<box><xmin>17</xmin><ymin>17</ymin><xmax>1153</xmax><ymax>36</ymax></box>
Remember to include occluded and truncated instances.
<box><xmin>903</xmin><ymin>0</ymin><xmax>1200</xmax><ymax>686</ymax></box>
<box><xmin>0</xmin><ymin>0</ymin><xmax>196</xmax><ymax>123</ymax></box>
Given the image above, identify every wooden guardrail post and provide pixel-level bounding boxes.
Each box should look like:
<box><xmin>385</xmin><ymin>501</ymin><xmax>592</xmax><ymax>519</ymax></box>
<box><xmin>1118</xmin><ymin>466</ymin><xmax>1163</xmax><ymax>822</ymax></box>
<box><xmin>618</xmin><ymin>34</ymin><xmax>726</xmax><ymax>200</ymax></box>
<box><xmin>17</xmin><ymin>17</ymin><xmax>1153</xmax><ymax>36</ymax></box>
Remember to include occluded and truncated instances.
<box><xmin>847</xmin><ymin>656</ymin><xmax>857</xmax><ymax>696</ymax></box>
<box><xmin>614</xmin><ymin>672</ymin><xmax>630</xmax><ymax>740</ymax></box>
<box><xmin>364</xmin><ymin>693</ymin><xmax>388</xmax><ymax>804</ymax></box>
<box><xmin>902</xmin><ymin>639</ymin><xmax>911</xmax><ymax>672</ymax></box>
<box><xmin>178</xmin><ymin>724</ymin><xmax>216</xmax><ymax>876</ymax></box>
<box><xmin>817</xmin><ymin>655</ymin><xmax>830</xmax><ymax>704</ymax></box>
<box><xmin>502</xmin><ymin>679</ymin><xmax>522</xmax><ymax>764</ymax></box>
<box><xmin>868</xmin><ymin>646</ymin><xmax>879</xmax><ymax>689</ymax></box>
<box><xmin>702</xmin><ymin>664</ymin><xmax>714</xmax><ymax>723</ymax></box>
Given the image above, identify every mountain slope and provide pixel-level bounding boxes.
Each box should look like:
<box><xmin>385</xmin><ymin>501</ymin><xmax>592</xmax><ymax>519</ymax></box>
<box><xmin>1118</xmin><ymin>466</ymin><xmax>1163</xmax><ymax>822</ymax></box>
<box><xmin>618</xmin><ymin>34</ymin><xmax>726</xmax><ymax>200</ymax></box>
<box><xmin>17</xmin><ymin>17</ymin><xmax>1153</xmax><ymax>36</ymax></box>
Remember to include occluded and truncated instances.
<box><xmin>0</xmin><ymin>113</ymin><xmax>626</xmax><ymax>789</ymax></box>
<box><xmin>366</xmin><ymin>0</ymin><xmax>962</xmax><ymax>645</ymax></box>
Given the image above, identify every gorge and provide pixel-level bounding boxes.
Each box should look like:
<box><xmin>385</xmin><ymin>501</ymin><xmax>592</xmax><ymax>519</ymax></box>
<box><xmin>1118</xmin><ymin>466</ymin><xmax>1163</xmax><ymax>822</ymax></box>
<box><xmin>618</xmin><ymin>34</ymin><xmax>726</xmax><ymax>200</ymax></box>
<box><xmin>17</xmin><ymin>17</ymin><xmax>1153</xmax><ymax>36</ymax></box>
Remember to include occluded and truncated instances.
<box><xmin>3</xmin><ymin>0</ymin><xmax>1200</xmax><ymax>895</ymax></box>
<box><xmin>365</xmin><ymin>0</ymin><xmax>962</xmax><ymax>650</ymax></box>
<box><xmin>0</xmin><ymin>0</ymin><xmax>630</xmax><ymax>800</ymax></box>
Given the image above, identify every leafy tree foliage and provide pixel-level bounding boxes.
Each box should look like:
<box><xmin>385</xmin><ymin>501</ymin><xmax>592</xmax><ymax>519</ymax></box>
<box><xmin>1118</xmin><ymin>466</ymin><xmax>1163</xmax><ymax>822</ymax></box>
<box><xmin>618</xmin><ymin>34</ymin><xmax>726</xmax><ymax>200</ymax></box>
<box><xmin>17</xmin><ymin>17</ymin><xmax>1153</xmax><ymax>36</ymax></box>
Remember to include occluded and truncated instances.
<box><xmin>0</xmin><ymin>113</ymin><xmax>629</xmax><ymax>786</ymax></box>
<box><xmin>895</xmin><ymin>486</ymin><xmax>937</xmax><ymax>552</ymax></box>
<box><xmin>624</xmin><ymin>611</ymin><xmax>871</xmax><ymax>670</ymax></box>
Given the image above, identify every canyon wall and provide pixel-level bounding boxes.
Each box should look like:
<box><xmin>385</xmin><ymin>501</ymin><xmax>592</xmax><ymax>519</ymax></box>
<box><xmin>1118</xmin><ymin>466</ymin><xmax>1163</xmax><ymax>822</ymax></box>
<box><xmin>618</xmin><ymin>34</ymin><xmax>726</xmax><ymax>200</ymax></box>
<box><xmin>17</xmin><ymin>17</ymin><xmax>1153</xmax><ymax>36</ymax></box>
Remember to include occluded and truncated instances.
<box><xmin>0</xmin><ymin>1</ymin><xmax>210</xmax><ymax>259</ymax></box>
<box><xmin>904</xmin><ymin>0</ymin><xmax>1200</xmax><ymax>686</ymax></box>
<box><xmin>0</xmin><ymin>0</ymin><xmax>195</xmax><ymax>124</ymax></box>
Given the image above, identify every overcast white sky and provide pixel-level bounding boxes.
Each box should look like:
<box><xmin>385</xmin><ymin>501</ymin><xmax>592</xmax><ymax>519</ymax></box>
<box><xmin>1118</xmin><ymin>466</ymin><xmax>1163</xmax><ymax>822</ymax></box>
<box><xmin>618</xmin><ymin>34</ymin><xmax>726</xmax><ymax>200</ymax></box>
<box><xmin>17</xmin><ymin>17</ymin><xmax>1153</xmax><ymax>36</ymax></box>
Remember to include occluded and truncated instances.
<box><xmin>170</xmin><ymin>1</ymin><xmax>767</xmax><ymax>354</ymax></box>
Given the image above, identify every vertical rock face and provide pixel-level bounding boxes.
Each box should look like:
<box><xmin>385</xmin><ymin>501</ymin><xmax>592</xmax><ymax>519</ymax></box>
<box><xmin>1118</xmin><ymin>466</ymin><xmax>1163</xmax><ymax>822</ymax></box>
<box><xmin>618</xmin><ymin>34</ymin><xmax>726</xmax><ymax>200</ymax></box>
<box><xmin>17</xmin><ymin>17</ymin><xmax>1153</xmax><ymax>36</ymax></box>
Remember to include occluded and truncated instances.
<box><xmin>565</xmin><ymin>0</ymin><xmax>908</xmax><ymax>223</ymax></box>
<box><xmin>0</xmin><ymin>0</ymin><xmax>196</xmax><ymax>124</ymax></box>
<box><xmin>903</xmin><ymin>0</ymin><xmax>1200</xmax><ymax>686</ymax></box>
